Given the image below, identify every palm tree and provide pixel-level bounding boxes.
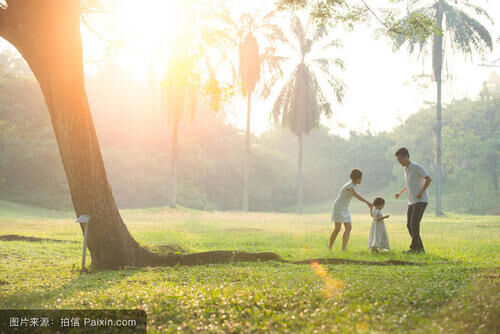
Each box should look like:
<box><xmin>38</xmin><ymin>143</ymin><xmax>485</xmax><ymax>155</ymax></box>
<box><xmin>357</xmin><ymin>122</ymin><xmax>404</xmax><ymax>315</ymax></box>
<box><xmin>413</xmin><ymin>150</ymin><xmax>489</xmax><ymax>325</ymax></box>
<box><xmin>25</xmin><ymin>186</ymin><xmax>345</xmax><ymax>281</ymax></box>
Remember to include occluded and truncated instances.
<box><xmin>161</xmin><ymin>56</ymin><xmax>198</xmax><ymax>208</ymax></box>
<box><xmin>160</xmin><ymin>1</ymin><xmax>231</xmax><ymax>209</ymax></box>
<box><xmin>223</xmin><ymin>10</ymin><xmax>286</xmax><ymax>211</ymax></box>
<box><xmin>272</xmin><ymin>16</ymin><xmax>346</xmax><ymax>214</ymax></box>
<box><xmin>392</xmin><ymin>0</ymin><xmax>493</xmax><ymax>215</ymax></box>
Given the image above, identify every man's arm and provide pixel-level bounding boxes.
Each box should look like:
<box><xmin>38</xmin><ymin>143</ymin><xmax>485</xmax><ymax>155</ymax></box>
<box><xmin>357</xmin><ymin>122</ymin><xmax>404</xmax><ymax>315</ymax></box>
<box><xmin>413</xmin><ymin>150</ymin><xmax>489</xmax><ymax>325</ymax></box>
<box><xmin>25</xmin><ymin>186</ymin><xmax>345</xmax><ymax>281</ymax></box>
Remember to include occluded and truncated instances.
<box><xmin>395</xmin><ymin>186</ymin><xmax>407</xmax><ymax>199</ymax></box>
<box><xmin>417</xmin><ymin>176</ymin><xmax>432</xmax><ymax>199</ymax></box>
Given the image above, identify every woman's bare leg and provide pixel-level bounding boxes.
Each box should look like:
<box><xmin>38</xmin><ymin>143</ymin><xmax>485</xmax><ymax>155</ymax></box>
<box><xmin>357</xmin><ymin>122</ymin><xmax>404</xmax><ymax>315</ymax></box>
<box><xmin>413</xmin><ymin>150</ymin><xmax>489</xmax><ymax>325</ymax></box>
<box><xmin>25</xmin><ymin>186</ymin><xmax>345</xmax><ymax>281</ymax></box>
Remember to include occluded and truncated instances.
<box><xmin>341</xmin><ymin>223</ymin><xmax>352</xmax><ymax>251</ymax></box>
<box><xmin>329</xmin><ymin>222</ymin><xmax>342</xmax><ymax>249</ymax></box>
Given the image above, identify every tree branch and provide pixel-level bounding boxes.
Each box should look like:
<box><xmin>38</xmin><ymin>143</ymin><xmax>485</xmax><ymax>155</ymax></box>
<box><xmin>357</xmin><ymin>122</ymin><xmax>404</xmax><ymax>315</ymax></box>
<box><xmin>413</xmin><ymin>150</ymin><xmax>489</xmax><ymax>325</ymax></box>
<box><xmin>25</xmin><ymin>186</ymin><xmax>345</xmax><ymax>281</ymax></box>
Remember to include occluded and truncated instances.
<box><xmin>359</xmin><ymin>0</ymin><xmax>400</xmax><ymax>35</ymax></box>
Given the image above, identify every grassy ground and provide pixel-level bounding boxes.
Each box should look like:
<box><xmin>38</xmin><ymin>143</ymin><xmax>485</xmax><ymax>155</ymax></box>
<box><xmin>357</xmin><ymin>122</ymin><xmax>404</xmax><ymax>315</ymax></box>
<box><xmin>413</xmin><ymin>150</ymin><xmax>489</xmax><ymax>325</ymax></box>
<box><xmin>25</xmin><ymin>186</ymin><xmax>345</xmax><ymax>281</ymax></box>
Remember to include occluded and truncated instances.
<box><xmin>0</xmin><ymin>200</ymin><xmax>499</xmax><ymax>333</ymax></box>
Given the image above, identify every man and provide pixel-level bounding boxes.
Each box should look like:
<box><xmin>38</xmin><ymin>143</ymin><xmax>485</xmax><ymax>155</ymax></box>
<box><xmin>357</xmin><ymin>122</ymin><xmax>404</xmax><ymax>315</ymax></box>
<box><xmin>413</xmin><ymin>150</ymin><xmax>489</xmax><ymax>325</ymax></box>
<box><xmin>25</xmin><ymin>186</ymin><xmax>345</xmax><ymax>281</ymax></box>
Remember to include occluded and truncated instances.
<box><xmin>395</xmin><ymin>147</ymin><xmax>432</xmax><ymax>253</ymax></box>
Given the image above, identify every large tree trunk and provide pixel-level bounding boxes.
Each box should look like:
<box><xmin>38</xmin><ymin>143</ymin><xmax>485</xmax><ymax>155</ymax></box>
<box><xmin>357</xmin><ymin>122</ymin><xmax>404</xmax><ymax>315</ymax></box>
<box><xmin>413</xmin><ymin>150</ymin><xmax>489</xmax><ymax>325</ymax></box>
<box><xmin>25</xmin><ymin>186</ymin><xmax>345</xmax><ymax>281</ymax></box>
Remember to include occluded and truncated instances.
<box><xmin>242</xmin><ymin>91</ymin><xmax>251</xmax><ymax>212</ymax></box>
<box><xmin>433</xmin><ymin>1</ymin><xmax>444</xmax><ymax>216</ymax></box>
<box><xmin>0</xmin><ymin>0</ymin><xmax>281</xmax><ymax>269</ymax></box>
<box><xmin>0</xmin><ymin>0</ymin><xmax>145</xmax><ymax>269</ymax></box>
<box><xmin>297</xmin><ymin>132</ymin><xmax>304</xmax><ymax>215</ymax></box>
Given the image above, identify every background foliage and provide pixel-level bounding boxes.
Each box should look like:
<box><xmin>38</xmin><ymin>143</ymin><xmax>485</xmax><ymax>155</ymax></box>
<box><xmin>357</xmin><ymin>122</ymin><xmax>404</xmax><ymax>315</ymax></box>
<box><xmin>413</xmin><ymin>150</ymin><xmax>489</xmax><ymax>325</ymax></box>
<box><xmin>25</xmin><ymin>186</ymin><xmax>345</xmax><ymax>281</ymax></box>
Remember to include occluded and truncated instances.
<box><xmin>0</xmin><ymin>51</ymin><xmax>498</xmax><ymax>214</ymax></box>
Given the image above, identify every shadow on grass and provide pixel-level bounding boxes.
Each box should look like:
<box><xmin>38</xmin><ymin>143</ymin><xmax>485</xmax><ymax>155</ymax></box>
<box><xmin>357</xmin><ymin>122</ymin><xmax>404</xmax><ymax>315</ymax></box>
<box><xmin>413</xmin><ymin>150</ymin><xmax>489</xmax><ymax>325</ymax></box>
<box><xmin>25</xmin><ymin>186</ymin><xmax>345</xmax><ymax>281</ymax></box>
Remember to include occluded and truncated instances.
<box><xmin>0</xmin><ymin>269</ymin><xmax>141</xmax><ymax>309</ymax></box>
<box><xmin>294</xmin><ymin>258</ymin><xmax>423</xmax><ymax>266</ymax></box>
<box><xmin>1</xmin><ymin>234</ymin><xmax>464</xmax><ymax>269</ymax></box>
<box><xmin>0</xmin><ymin>234</ymin><xmax>78</xmax><ymax>243</ymax></box>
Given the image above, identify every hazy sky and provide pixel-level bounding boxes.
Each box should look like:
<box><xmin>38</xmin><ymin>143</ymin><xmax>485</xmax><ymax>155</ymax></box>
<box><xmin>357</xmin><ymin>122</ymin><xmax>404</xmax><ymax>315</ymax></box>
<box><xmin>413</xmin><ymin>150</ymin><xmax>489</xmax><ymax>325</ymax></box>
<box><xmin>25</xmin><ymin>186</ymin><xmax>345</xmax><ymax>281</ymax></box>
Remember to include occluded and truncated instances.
<box><xmin>1</xmin><ymin>0</ymin><xmax>499</xmax><ymax>137</ymax></box>
<box><xmin>325</xmin><ymin>1</ymin><xmax>500</xmax><ymax>136</ymax></box>
<box><xmin>228</xmin><ymin>0</ymin><xmax>500</xmax><ymax>136</ymax></box>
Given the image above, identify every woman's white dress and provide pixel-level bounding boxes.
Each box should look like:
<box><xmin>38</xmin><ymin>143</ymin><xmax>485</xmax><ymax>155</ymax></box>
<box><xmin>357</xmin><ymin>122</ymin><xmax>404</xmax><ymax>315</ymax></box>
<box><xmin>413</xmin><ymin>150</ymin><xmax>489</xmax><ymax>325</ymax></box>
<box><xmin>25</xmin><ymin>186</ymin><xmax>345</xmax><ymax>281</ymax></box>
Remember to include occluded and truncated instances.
<box><xmin>368</xmin><ymin>207</ymin><xmax>390</xmax><ymax>250</ymax></box>
<box><xmin>331</xmin><ymin>181</ymin><xmax>355</xmax><ymax>223</ymax></box>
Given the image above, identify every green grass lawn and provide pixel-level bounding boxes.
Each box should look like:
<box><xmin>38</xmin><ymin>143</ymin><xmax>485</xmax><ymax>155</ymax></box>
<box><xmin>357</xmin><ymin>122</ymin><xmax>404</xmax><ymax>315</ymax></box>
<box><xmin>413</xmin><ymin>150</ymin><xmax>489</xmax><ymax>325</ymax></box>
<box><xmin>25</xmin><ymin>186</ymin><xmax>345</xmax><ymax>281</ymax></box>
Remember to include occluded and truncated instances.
<box><xmin>0</xmin><ymin>200</ymin><xmax>499</xmax><ymax>333</ymax></box>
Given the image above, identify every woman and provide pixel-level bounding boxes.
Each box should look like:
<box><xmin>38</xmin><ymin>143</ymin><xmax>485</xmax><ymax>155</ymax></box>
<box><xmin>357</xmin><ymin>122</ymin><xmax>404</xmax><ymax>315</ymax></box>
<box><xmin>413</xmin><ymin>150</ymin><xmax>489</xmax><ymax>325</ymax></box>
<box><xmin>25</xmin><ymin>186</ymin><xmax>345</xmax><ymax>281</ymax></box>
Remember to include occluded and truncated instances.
<box><xmin>329</xmin><ymin>169</ymin><xmax>372</xmax><ymax>251</ymax></box>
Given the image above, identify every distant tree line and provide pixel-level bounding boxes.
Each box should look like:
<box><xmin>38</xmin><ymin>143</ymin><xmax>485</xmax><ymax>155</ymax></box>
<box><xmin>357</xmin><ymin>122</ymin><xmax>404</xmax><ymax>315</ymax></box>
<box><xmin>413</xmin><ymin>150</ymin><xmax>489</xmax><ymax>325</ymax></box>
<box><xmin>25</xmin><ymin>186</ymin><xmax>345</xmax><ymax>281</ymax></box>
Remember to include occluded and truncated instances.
<box><xmin>0</xmin><ymin>51</ymin><xmax>498</xmax><ymax>214</ymax></box>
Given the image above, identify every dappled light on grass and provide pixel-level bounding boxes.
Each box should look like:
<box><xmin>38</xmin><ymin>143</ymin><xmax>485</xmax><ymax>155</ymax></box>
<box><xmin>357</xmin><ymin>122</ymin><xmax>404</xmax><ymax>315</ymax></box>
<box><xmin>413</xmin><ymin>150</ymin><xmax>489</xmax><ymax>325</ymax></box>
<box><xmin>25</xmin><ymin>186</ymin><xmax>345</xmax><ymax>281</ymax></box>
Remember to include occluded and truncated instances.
<box><xmin>1</xmin><ymin>205</ymin><xmax>499</xmax><ymax>332</ymax></box>
<box><xmin>311</xmin><ymin>261</ymin><xmax>345</xmax><ymax>298</ymax></box>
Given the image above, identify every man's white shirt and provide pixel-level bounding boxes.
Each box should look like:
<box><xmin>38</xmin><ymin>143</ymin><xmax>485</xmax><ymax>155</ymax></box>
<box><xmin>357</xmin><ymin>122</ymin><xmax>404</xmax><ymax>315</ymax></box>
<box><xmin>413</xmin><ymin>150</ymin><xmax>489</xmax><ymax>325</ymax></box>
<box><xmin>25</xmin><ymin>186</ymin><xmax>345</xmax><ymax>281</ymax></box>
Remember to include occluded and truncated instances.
<box><xmin>404</xmin><ymin>161</ymin><xmax>430</xmax><ymax>205</ymax></box>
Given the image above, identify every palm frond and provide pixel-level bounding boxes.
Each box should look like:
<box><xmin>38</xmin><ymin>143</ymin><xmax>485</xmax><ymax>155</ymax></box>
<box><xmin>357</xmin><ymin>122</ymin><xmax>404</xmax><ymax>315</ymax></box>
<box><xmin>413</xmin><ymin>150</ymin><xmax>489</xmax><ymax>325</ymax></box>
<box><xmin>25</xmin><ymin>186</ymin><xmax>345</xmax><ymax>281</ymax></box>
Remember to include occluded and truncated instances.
<box><xmin>218</xmin><ymin>6</ymin><xmax>239</xmax><ymax>30</ymax></box>
<box><xmin>238</xmin><ymin>32</ymin><xmax>261</xmax><ymax>94</ymax></box>
<box><xmin>255</xmin><ymin>23</ymin><xmax>288</xmax><ymax>43</ymax></box>
<box><xmin>312</xmin><ymin>24</ymin><xmax>328</xmax><ymax>41</ymax></box>
<box><xmin>240</xmin><ymin>13</ymin><xmax>255</xmax><ymax>32</ymax></box>
<box><xmin>312</xmin><ymin>74</ymin><xmax>332</xmax><ymax>119</ymax></box>
<box><xmin>272</xmin><ymin>71</ymin><xmax>297</xmax><ymax>126</ymax></box>
<box><xmin>291</xmin><ymin>15</ymin><xmax>307</xmax><ymax>57</ymax></box>
<box><xmin>272</xmin><ymin>77</ymin><xmax>291</xmax><ymax>123</ymax></box>
<box><xmin>312</xmin><ymin>57</ymin><xmax>345</xmax><ymax>72</ymax></box>
<box><xmin>303</xmin><ymin>39</ymin><xmax>313</xmax><ymax>57</ymax></box>
<box><xmin>320</xmin><ymin>38</ymin><xmax>343</xmax><ymax>51</ymax></box>
<box><xmin>260</xmin><ymin>9</ymin><xmax>278</xmax><ymax>22</ymax></box>
<box><xmin>325</xmin><ymin>76</ymin><xmax>346</xmax><ymax>104</ymax></box>
<box><xmin>456</xmin><ymin>0</ymin><xmax>494</xmax><ymax>25</ymax></box>
<box><xmin>271</xmin><ymin>15</ymin><xmax>346</xmax><ymax>136</ymax></box>
<box><xmin>259</xmin><ymin>47</ymin><xmax>288</xmax><ymax>98</ymax></box>
<box><xmin>442</xmin><ymin>2</ymin><xmax>493</xmax><ymax>56</ymax></box>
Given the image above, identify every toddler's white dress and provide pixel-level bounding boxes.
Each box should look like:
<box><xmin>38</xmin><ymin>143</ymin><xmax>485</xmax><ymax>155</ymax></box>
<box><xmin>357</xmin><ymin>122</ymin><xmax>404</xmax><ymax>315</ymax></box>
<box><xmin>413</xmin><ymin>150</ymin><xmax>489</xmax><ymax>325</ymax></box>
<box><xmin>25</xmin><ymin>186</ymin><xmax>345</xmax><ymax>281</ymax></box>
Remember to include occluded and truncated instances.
<box><xmin>368</xmin><ymin>207</ymin><xmax>390</xmax><ymax>250</ymax></box>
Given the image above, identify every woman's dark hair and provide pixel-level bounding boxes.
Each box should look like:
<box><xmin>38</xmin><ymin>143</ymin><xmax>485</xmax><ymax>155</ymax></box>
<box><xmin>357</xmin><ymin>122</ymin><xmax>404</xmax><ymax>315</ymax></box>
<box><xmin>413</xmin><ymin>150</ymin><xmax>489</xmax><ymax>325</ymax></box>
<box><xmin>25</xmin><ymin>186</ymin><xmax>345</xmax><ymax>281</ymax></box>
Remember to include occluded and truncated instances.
<box><xmin>350</xmin><ymin>169</ymin><xmax>363</xmax><ymax>182</ymax></box>
<box><xmin>395</xmin><ymin>147</ymin><xmax>410</xmax><ymax>158</ymax></box>
<box><xmin>373</xmin><ymin>197</ymin><xmax>385</xmax><ymax>207</ymax></box>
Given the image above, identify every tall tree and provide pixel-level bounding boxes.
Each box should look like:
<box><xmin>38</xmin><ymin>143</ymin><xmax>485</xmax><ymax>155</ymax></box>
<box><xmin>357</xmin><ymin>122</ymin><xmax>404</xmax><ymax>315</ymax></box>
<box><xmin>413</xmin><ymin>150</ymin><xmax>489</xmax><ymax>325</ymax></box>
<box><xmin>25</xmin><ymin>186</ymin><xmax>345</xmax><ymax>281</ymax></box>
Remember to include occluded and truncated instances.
<box><xmin>224</xmin><ymin>9</ymin><xmax>285</xmax><ymax>211</ymax></box>
<box><xmin>0</xmin><ymin>0</ymin><xmax>280</xmax><ymax>269</ymax></box>
<box><xmin>272</xmin><ymin>16</ymin><xmax>345</xmax><ymax>214</ymax></box>
<box><xmin>0</xmin><ymin>0</ymin><xmax>152</xmax><ymax>269</ymax></box>
<box><xmin>162</xmin><ymin>56</ymin><xmax>198</xmax><ymax>208</ymax></box>
<box><xmin>391</xmin><ymin>0</ymin><xmax>493</xmax><ymax>215</ymax></box>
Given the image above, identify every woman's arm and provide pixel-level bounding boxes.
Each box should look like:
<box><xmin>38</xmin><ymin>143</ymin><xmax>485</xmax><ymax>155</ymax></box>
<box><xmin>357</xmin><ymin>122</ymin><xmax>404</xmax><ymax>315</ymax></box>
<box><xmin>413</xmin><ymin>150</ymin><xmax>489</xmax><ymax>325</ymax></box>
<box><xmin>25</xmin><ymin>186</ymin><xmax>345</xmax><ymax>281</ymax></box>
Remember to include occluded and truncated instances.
<box><xmin>348</xmin><ymin>188</ymin><xmax>372</xmax><ymax>207</ymax></box>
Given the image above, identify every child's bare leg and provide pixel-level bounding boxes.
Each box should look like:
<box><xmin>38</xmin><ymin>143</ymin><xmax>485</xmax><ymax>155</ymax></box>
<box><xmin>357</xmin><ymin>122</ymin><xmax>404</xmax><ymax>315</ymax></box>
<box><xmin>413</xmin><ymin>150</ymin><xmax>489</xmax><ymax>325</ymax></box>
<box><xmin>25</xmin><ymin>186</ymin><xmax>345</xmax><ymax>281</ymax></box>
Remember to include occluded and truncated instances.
<box><xmin>341</xmin><ymin>223</ymin><xmax>352</xmax><ymax>251</ymax></box>
<box><xmin>329</xmin><ymin>222</ymin><xmax>342</xmax><ymax>249</ymax></box>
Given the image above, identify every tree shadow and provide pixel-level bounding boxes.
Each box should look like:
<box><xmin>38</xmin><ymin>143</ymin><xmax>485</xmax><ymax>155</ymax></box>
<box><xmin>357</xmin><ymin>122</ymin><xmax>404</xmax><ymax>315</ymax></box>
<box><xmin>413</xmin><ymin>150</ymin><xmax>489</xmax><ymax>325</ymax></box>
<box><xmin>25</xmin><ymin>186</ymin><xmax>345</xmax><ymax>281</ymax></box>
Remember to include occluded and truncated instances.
<box><xmin>0</xmin><ymin>269</ymin><xmax>140</xmax><ymax>309</ymax></box>
<box><xmin>0</xmin><ymin>234</ymin><xmax>78</xmax><ymax>243</ymax></box>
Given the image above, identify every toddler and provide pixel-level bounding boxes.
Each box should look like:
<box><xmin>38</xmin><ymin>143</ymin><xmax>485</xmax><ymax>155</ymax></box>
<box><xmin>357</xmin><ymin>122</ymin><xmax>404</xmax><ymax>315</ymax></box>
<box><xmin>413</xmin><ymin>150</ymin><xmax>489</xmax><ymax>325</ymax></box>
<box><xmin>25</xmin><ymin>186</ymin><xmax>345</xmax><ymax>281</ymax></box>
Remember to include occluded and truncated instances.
<box><xmin>368</xmin><ymin>197</ymin><xmax>390</xmax><ymax>252</ymax></box>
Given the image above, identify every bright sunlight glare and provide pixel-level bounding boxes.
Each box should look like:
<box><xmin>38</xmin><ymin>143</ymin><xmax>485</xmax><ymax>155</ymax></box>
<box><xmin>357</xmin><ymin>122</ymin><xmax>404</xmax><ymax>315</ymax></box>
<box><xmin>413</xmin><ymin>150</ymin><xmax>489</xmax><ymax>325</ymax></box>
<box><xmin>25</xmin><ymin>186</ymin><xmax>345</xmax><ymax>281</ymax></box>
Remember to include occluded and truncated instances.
<box><xmin>112</xmin><ymin>0</ymin><xmax>189</xmax><ymax>79</ymax></box>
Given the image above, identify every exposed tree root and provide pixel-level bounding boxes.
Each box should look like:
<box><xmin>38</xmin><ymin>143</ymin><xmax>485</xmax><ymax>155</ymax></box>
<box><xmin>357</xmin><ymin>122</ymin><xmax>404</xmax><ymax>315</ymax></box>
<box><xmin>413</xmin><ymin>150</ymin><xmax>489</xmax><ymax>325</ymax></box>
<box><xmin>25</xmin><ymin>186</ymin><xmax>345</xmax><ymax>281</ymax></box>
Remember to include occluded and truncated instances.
<box><xmin>1</xmin><ymin>234</ymin><xmax>423</xmax><ymax>268</ymax></box>
<box><xmin>131</xmin><ymin>245</ymin><xmax>422</xmax><ymax>268</ymax></box>
<box><xmin>0</xmin><ymin>234</ymin><xmax>78</xmax><ymax>243</ymax></box>
<box><xmin>133</xmin><ymin>248</ymin><xmax>286</xmax><ymax>267</ymax></box>
<box><xmin>151</xmin><ymin>244</ymin><xmax>189</xmax><ymax>254</ymax></box>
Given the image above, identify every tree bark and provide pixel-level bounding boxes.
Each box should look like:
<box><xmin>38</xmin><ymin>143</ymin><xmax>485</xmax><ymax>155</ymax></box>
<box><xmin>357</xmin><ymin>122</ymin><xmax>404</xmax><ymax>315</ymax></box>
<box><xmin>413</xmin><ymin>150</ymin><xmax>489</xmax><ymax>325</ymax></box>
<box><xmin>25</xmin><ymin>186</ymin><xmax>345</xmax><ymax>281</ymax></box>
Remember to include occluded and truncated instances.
<box><xmin>242</xmin><ymin>91</ymin><xmax>251</xmax><ymax>212</ymax></box>
<box><xmin>433</xmin><ymin>1</ymin><xmax>444</xmax><ymax>216</ymax></box>
<box><xmin>297</xmin><ymin>132</ymin><xmax>304</xmax><ymax>215</ymax></box>
<box><xmin>0</xmin><ymin>0</ymin><xmax>280</xmax><ymax>269</ymax></box>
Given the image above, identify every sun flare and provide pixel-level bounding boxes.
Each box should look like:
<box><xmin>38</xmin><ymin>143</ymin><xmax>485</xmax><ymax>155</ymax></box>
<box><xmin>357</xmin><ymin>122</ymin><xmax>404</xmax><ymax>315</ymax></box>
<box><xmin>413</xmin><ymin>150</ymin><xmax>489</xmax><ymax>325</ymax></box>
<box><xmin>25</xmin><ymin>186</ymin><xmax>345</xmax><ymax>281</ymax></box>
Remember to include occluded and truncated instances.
<box><xmin>113</xmin><ymin>0</ymin><xmax>189</xmax><ymax>77</ymax></box>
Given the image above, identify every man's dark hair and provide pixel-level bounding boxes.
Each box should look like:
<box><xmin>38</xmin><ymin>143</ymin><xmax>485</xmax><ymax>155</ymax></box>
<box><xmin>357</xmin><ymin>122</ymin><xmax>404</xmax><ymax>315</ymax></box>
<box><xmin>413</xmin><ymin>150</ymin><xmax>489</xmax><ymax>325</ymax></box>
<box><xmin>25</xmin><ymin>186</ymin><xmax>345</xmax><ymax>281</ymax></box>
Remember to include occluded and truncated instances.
<box><xmin>373</xmin><ymin>197</ymin><xmax>385</xmax><ymax>207</ymax></box>
<box><xmin>350</xmin><ymin>169</ymin><xmax>363</xmax><ymax>181</ymax></box>
<box><xmin>395</xmin><ymin>147</ymin><xmax>410</xmax><ymax>158</ymax></box>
